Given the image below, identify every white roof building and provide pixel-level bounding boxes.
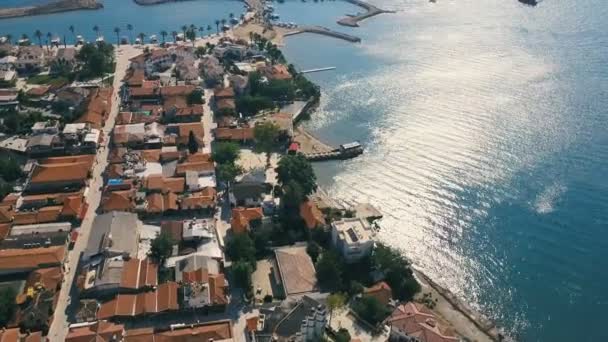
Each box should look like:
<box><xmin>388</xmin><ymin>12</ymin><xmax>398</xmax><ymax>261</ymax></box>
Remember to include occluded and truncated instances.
<box><xmin>331</xmin><ymin>217</ymin><xmax>375</xmax><ymax>263</ymax></box>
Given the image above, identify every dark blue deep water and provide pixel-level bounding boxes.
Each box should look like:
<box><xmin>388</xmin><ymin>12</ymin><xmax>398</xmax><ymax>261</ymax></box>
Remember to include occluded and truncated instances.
<box><xmin>278</xmin><ymin>0</ymin><xmax>608</xmax><ymax>341</ymax></box>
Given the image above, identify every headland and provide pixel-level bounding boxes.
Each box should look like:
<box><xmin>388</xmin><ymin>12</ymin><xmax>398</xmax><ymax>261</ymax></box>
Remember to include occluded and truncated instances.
<box><xmin>0</xmin><ymin>0</ymin><xmax>102</xmax><ymax>19</ymax></box>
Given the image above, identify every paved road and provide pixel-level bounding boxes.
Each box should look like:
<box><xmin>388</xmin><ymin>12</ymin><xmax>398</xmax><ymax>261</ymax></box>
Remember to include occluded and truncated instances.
<box><xmin>47</xmin><ymin>45</ymin><xmax>142</xmax><ymax>342</ymax></box>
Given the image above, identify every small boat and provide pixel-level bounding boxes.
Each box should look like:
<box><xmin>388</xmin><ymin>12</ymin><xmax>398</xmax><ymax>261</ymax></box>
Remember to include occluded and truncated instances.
<box><xmin>17</xmin><ymin>38</ymin><xmax>29</xmax><ymax>45</ymax></box>
<box><xmin>176</xmin><ymin>33</ymin><xmax>184</xmax><ymax>41</ymax></box>
<box><xmin>135</xmin><ymin>37</ymin><xmax>142</xmax><ymax>45</ymax></box>
<box><xmin>120</xmin><ymin>36</ymin><xmax>129</xmax><ymax>45</ymax></box>
<box><xmin>76</xmin><ymin>35</ymin><xmax>85</xmax><ymax>44</ymax></box>
<box><xmin>270</xmin><ymin>14</ymin><xmax>280</xmax><ymax>20</ymax></box>
<box><xmin>51</xmin><ymin>37</ymin><xmax>61</xmax><ymax>45</ymax></box>
<box><xmin>230</xmin><ymin>18</ymin><xmax>239</xmax><ymax>25</ymax></box>
<box><xmin>96</xmin><ymin>36</ymin><xmax>105</xmax><ymax>43</ymax></box>
<box><xmin>149</xmin><ymin>35</ymin><xmax>158</xmax><ymax>43</ymax></box>
<box><xmin>222</xmin><ymin>25</ymin><xmax>230</xmax><ymax>31</ymax></box>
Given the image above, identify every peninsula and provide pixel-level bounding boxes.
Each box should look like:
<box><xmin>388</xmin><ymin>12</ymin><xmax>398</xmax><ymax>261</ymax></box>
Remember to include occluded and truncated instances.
<box><xmin>0</xmin><ymin>0</ymin><xmax>102</xmax><ymax>19</ymax></box>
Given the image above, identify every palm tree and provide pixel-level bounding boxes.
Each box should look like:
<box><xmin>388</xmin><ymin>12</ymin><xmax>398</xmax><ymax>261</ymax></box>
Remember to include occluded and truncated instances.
<box><xmin>215</xmin><ymin>20</ymin><xmax>220</xmax><ymax>34</ymax></box>
<box><xmin>21</xmin><ymin>34</ymin><xmax>29</xmax><ymax>43</ymax></box>
<box><xmin>113</xmin><ymin>27</ymin><xmax>121</xmax><ymax>46</ymax></box>
<box><xmin>126</xmin><ymin>24</ymin><xmax>133</xmax><ymax>44</ymax></box>
<box><xmin>46</xmin><ymin>32</ymin><xmax>52</xmax><ymax>50</ymax></box>
<box><xmin>69</xmin><ymin>25</ymin><xmax>75</xmax><ymax>43</ymax></box>
<box><xmin>181</xmin><ymin>25</ymin><xmax>188</xmax><ymax>41</ymax></box>
<box><xmin>160</xmin><ymin>30</ymin><xmax>168</xmax><ymax>45</ymax></box>
<box><xmin>229</xmin><ymin>13</ymin><xmax>235</xmax><ymax>26</ymax></box>
<box><xmin>138</xmin><ymin>32</ymin><xmax>145</xmax><ymax>44</ymax></box>
<box><xmin>171</xmin><ymin>31</ymin><xmax>178</xmax><ymax>43</ymax></box>
<box><xmin>34</xmin><ymin>30</ymin><xmax>43</xmax><ymax>47</ymax></box>
<box><xmin>206</xmin><ymin>25</ymin><xmax>212</xmax><ymax>36</ymax></box>
<box><xmin>5</xmin><ymin>34</ymin><xmax>11</xmax><ymax>45</ymax></box>
<box><xmin>189</xmin><ymin>24</ymin><xmax>197</xmax><ymax>42</ymax></box>
<box><xmin>93</xmin><ymin>25</ymin><xmax>100</xmax><ymax>38</ymax></box>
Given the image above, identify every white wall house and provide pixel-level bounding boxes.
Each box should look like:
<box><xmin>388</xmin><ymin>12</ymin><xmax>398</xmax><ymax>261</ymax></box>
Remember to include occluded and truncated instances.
<box><xmin>331</xmin><ymin>217</ymin><xmax>375</xmax><ymax>263</ymax></box>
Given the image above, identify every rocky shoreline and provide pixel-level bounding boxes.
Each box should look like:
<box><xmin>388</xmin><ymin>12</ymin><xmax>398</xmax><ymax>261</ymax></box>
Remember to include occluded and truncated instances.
<box><xmin>0</xmin><ymin>0</ymin><xmax>102</xmax><ymax>19</ymax></box>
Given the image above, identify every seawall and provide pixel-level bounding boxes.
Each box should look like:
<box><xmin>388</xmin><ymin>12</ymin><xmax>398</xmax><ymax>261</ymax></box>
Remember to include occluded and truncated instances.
<box><xmin>337</xmin><ymin>0</ymin><xmax>394</xmax><ymax>27</ymax></box>
<box><xmin>0</xmin><ymin>0</ymin><xmax>102</xmax><ymax>19</ymax></box>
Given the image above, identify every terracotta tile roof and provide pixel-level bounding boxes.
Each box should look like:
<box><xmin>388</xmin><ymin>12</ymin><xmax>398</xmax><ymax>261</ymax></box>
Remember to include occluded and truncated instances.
<box><xmin>146</xmin><ymin>192</ymin><xmax>179</xmax><ymax>213</ymax></box>
<box><xmin>175</xmin><ymin>161</ymin><xmax>214</xmax><ymax>176</ymax></box>
<box><xmin>186</xmin><ymin>152</ymin><xmax>212</xmax><ymax>163</ymax></box>
<box><xmin>108</xmin><ymin>147</ymin><xmax>128</xmax><ymax>164</ymax></box>
<box><xmin>101</xmin><ymin>190</ymin><xmax>136</xmax><ymax>212</ymax></box>
<box><xmin>76</xmin><ymin>87</ymin><xmax>113</xmax><ymax>129</ymax></box>
<box><xmin>182</xmin><ymin>268</ymin><xmax>209</xmax><ymax>284</ymax></box>
<box><xmin>0</xmin><ymin>246</ymin><xmax>65</xmax><ymax>271</ymax></box>
<box><xmin>300</xmin><ymin>200</ymin><xmax>325</xmax><ymax>229</ymax></box>
<box><xmin>130</xmin><ymin>86</ymin><xmax>159</xmax><ymax>98</ymax></box>
<box><xmin>387</xmin><ymin>302</ymin><xmax>458</xmax><ymax>342</ymax></box>
<box><xmin>154</xmin><ymin>321</ymin><xmax>233</xmax><ymax>342</ymax></box>
<box><xmin>61</xmin><ymin>195</ymin><xmax>86</xmax><ymax>219</ymax></box>
<box><xmin>26</xmin><ymin>85</ymin><xmax>51</xmax><ymax>97</ymax></box>
<box><xmin>40</xmin><ymin>155</ymin><xmax>95</xmax><ymax>165</ymax></box>
<box><xmin>124</xmin><ymin>327</ymin><xmax>154</xmax><ymax>342</ymax></box>
<box><xmin>173</xmin><ymin>122</ymin><xmax>204</xmax><ymax>138</ymax></box>
<box><xmin>120</xmin><ymin>258</ymin><xmax>158</xmax><ymax>290</ymax></box>
<box><xmin>364</xmin><ymin>281</ymin><xmax>393</xmax><ymax>306</ymax></box>
<box><xmin>106</xmin><ymin>164</ymin><xmax>124</xmax><ymax>178</ymax></box>
<box><xmin>179</xmin><ymin>188</ymin><xmax>217</xmax><ymax>210</ymax></box>
<box><xmin>140</xmin><ymin>149</ymin><xmax>161</xmax><ymax>163</ymax></box>
<box><xmin>126</xmin><ymin>69</ymin><xmax>145</xmax><ymax>87</ymax></box>
<box><xmin>216</xmin><ymin>98</ymin><xmax>236</xmax><ymax>110</ymax></box>
<box><xmin>0</xmin><ymin>328</ymin><xmax>19</xmax><ymax>342</ymax></box>
<box><xmin>145</xmin><ymin>175</ymin><xmax>185</xmax><ymax>193</ymax></box>
<box><xmin>274</xmin><ymin>245</ymin><xmax>317</xmax><ymax>296</ymax></box>
<box><xmin>13</xmin><ymin>205</ymin><xmax>62</xmax><ymax>225</ymax></box>
<box><xmin>174</xmin><ymin>105</ymin><xmax>204</xmax><ymax>117</ymax></box>
<box><xmin>66</xmin><ymin>320</ymin><xmax>125</xmax><ymax>342</ymax></box>
<box><xmin>246</xmin><ymin>316</ymin><xmax>259</xmax><ymax>332</ymax></box>
<box><xmin>160</xmin><ymin>85</ymin><xmax>195</xmax><ymax>98</ymax></box>
<box><xmin>163</xmin><ymin>96</ymin><xmax>187</xmax><ymax>111</ymax></box>
<box><xmin>125</xmin><ymin>321</ymin><xmax>233</xmax><ymax>342</ymax></box>
<box><xmin>213</xmin><ymin>87</ymin><xmax>234</xmax><ymax>99</ymax></box>
<box><xmin>0</xmin><ymin>223</ymin><xmax>10</xmax><ymax>240</ymax></box>
<box><xmin>30</xmin><ymin>162</ymin><xmax>90</xmax><ymax>184</ymax></box>
<box><xmin>215</xmin><ymin>127</ymin><xmax>254</xmax><ymax>141</ymax></box>
<box><xmin>265</xmin><ymin>64</ymin><xmax>292</xmax><ymax>80</ymax></box>
<box><xmin>27</xmin><ymin>267</ymin><xmax>63</xmax><ymax>292</ymax></box>
<box><xmin>209</xmin><ymin>273</ymin><xmax>228</xmax><ymax>305</ymax></box>
<box><xmin>231</xmin><ymin>207</ymin><xmax>263</xmax><ymax>234</ymax></box>
<box><xmin>0</xmin><ymin>205</ymin><xmax>13</xmax><ymax>223</ymax></box>
<box><xmin>161</xmin><ymin>220</ymin><xmax>183</xmax><ymax>242</ymax></box>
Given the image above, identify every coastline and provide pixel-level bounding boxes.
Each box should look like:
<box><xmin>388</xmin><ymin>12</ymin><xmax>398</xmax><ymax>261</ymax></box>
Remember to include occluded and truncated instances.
<box><xmin>133</xmin><ymin>0</ymin><xmax>196</xmax><ymax>5</ymax></box>
<box><xmin>0</xmin><ymin>0</ymin><xmax>102</xmax><ymax>20</ymax></box>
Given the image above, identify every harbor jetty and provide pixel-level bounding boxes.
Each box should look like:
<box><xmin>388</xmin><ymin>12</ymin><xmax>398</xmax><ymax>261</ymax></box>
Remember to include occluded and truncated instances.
<box><xmin>133</xmin><ymin>0</ymin><xmax>196</xmax><ymax>5</ymax></box>
<box><xmin>337</xmin><ymin>0</ymin><xmax>395</xmax><ymax>27</ymax></box>
<box><xmin>293</xmin><ymin>127</ymin><xmax>363</xmax><ymax>161</ymax></box>
<box><xmin>0</xmin><ymin>0</ymin><xmax>102</xmax><ymax>19</ymax></box>
<box><xmin>284</xmin><ymin>25</ymin><xmax>361</xmax><ymax>43</ymax></box>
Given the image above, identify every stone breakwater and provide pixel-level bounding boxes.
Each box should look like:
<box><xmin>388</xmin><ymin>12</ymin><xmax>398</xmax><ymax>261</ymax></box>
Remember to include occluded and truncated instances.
<box><xmin>337</xmin><ymin>0</ymin><xmax>395</xmax><ymax>27</ymax></box>
<box><xmin>0</xmin><ymin>0</ymin><xmax>102</xmax><ymax>19</ymax></box>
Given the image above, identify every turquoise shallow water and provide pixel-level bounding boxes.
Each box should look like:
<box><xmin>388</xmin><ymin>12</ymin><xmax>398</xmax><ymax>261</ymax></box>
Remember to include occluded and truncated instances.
<box><xmin>279</xmin><ymin>0</ymin><xmax>608</xmax><ymax>340</ymax></box>
<box><xmin>0</xmin><ymin>0</ymin><xmax>244</xmax><ymax>42</ymax></box>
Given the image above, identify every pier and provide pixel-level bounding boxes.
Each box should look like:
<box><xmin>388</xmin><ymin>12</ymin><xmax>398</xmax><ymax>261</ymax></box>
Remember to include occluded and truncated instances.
<box><xmin>293</xmin><ymin>127</ymin><xmax>363</xmax><ymax>162</ymax></box>
<box><xmin>301</xmin><ymin>67</ymin><xmax>336</xmax><ymax>74</ymax></box>
<box><xmin>337</xmin><ymin>0</ymin><xmax>395</xmax><ymax>27</ymax></box>
<box><xmin>284</xmin><ymin>25</ymin><xmax>361</xmax><ymax>43</ymax></box>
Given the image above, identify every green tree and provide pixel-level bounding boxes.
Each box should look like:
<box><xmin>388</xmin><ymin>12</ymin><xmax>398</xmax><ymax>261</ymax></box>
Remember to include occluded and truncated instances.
<box><xmin>212</xmin><ymin>142</ymin><xmax>240</xmax><ymax>164</ymax></box>
<box><xmin>187</xmin><ymin>131</ymin><xmax>199</xmax><ymax>154</ymax></box>
<box><xmin>253</xmin><ymin>121</ymin><xmax>279</xmax><ymax>166</ymax></box>
<box><xmin>187</xmin><ymin>89</ymin><xmax>204</xmax><ymax>105</ymax></box>
<box><xmin>327</xmin><ymin>292</ymin><xmax>346</xmax><ymax>325</ymax></box>
<box><xmin>113</xmin><ymin>27</ymin><xmax>120</xmax><ymax>45</ymax></box>
<box><xmin>225</xmin><ymin>233</ymin><xmax>256</xmax><ymax>267</ymax></box>
<box><xmin>93</xmin><ymin>25</ymin><xmax>100</xmax><ymax>38</ymax></box>
<box><xmin>315</xmin><ymin>251</ymin><xmax>343</xmax><ymax>290</ymax></box>
<box><xmin>276</xmin><ymin>153</ymin><xmax>317</xmax><ymax>196</ymax></box>
<box><xmin>352</xmin><ymin>296</ymin><xmax>390</xmax><ymax>325</ymax></box>
<box><xmin>0</xmin><ymin>156</ymin><xmax>23</xmax><ymax>182</ymax></box>
<box><xmin>306</xmin><ymin>241</ymin><xmax>320</xmax><ymax>263</ymax></box>
<box><xmin>126</xmin><ymin>23</ymin><xmax>133</xmax><ymax>43</ymax></box>
<box><xmin>160</xmin><ymin>30</ymin><xmax>168</xmax><ymax>45</ymax></box>
<box><xmin>373</xmin><ymin>244</ymin><xmax>420</xmax><ymax>301</ymax></box>
<box><xmin>334</xmin><ymin>328</ymin><xmax>351</xmax><ymax>342</ymax></box>
<box><xmin>232</xmin><ymin>261</ymin><xmax>253</xmax><ymax>290</ymax></box>
<box><xmin>236</xmin><ymin>95</ymin><xmax>273</xmax><ymax>116</ymax></box>
<box><xmin>217</xmin><ymin>162</ymin><xmax>243</xmax><ymax>185</ymax></box>
<box><xmin>149</xmin><ymin>231</ymin><xmax>174</xmax><ymax>264</ymax></box>
<box><xmin>281</xmin><ymin>180</ymin><xmax>305</xmax><ymax>209</ymax></box>
<box><xmin>34</xmin><ymin>30</ymin><xmax>42</xmax><ymax>47</ymax></box>
<box><xmin>68</xmin><ymin>25</ymin><xmax>75</xmax><ymax>43</ymax></box>
<box><xmin>0</xmin><ymin>287</ymin><xmax>16</xmax><ymax>327</ymax></box>
<box><xmin>215</xmin><ymin>20</ymin><xmax>220</xmax><ymax>34</ymax></box>
<box><xmin>76</xmin><ymin>42</ymin><xmax>115</xmax><ymax>79</ymax></box>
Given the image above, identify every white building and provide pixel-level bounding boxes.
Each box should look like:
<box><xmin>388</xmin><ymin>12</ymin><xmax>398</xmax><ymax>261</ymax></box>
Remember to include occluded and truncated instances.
<box><xmin>331</xmin><ymin>217</ymin><xmax>375</xmax><ymax>263</ymax></box>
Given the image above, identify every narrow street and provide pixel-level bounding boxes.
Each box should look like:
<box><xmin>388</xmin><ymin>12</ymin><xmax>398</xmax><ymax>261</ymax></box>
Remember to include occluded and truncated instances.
<box><xmin>47</xmin><ymin>45</ymin><xmax>142</xmax><ymax>342</ymax></box>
